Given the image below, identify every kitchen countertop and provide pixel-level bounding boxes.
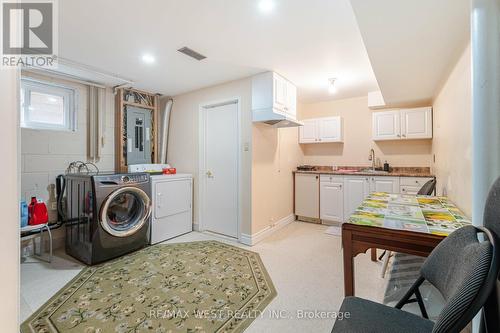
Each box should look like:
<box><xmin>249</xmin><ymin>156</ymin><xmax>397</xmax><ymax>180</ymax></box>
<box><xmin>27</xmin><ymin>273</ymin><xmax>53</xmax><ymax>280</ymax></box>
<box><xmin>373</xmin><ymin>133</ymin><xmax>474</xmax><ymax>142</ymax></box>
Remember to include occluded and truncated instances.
<box><xmin>293</xmin><ymin>166</ymin><xmax>434</xmax><ymax>178</ymax></box>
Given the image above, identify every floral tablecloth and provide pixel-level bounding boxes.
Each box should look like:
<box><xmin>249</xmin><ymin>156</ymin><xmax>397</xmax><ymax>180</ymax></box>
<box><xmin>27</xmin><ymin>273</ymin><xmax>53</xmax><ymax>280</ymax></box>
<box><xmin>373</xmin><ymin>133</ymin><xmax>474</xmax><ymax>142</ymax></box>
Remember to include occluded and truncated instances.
<box><xmin>348</xmin><ymin>193</ymin><xmax>471</xmax><ymax>236</ymax></box>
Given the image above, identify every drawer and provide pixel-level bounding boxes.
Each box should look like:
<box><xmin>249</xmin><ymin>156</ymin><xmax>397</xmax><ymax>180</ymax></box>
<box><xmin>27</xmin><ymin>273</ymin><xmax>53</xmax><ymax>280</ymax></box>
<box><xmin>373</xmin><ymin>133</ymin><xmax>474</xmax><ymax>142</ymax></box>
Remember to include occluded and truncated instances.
<box><xmin>320</xmin><ymin>174</ymin><xmax>344</xmax><ymax>183</ymax></box>
<box><xmin>400</xmin><ymin>177</ymin><xmax>434</xmax><ymax>187</ymax></box>
<box><xmin>400</xmin><ymin>186</ymin><xmax>420</xmax><ymax>195</ymax></box>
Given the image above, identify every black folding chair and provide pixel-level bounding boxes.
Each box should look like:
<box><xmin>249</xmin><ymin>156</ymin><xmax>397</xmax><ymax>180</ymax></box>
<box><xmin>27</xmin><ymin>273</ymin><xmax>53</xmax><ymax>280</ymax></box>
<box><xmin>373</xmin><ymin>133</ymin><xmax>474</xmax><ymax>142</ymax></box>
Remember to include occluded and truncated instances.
<box><xmin>481</xmin><ymin>176</ymin><xmax>500</xmax><ymax>333</ymax></box>
<box><xmin>332</xmin><ymin>225</ymin><xmax>499</xmax><ymax>333</ymax></box>
<box><xmin>418</xmin><ymin>178</ymin><xmax>437</xmax><ymax>196</ymax></box>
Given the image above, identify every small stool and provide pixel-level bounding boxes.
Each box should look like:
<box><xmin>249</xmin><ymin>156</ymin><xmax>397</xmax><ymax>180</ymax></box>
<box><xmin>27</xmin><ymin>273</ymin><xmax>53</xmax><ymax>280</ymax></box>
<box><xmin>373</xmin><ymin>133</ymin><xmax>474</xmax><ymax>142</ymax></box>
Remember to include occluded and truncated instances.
<box><xmin>21</xmin><ymin>224</ymin><xmax>53</xmax><ymax>263</ymax></box>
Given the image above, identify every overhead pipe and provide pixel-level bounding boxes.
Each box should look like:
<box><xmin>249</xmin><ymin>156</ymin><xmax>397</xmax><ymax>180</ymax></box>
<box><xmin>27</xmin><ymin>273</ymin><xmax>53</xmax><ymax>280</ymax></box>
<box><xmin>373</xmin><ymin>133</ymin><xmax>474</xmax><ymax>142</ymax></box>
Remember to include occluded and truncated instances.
<box><xmin>160</xmin><ymin>99</ymin><xmax>173</xmax><ymax>164</ymax></box>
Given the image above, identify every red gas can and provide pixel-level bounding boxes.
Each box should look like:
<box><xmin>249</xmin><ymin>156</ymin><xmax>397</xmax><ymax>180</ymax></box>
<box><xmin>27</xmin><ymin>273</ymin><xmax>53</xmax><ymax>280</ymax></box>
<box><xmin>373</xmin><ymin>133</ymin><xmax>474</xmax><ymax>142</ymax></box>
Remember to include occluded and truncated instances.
<box><xmin>28</xmin><ymin>197</ymin><xmax>49</xmax><ymax>225</ymax></box>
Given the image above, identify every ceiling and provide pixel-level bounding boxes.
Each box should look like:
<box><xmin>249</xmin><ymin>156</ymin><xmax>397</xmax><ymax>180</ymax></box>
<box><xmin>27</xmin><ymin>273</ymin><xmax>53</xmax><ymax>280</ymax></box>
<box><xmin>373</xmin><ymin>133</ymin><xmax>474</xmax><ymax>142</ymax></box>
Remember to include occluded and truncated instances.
<box><xmin>58</xmin><ymin>0</ymin><xmax>379</xmax><ymax>102</ymax></box>
<box><xmin>350</xmin><ymin>0</ymin><xmax>470</xmax><ymax>106</ymax></box>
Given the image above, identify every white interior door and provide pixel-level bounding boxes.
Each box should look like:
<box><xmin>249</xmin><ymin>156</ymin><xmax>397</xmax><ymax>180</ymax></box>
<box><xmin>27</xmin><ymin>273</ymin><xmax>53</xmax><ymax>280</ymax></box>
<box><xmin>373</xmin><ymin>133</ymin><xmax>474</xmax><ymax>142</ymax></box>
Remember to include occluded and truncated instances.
<box><xmin>203</xmin><ymin>102</ymin><xmax>239</xmax><ymax>238</ymax></box>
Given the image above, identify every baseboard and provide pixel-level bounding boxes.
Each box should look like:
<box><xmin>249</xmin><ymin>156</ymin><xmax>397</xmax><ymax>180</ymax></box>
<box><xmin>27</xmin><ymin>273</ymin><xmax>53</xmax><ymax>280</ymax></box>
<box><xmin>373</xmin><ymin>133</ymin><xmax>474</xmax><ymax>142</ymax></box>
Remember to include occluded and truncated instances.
<box><xmin>193</xmin><ymin>221</ymin><xmax>200</xmax><ymax>231</ymax></box>
<box><xmin>240</xmin><ymin>214</ymin><xmax>295</xmax><ymax>246</ymax></box>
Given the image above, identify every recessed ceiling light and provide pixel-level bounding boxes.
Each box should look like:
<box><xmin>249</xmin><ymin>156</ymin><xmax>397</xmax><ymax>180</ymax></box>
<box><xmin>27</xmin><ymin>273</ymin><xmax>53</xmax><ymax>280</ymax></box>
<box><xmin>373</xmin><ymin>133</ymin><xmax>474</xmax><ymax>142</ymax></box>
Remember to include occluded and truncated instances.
<box><xmin>141</xmin><ymin>54</ymin><xmax>155</xmax><ymax>64</ymax></box>
<box><xmin>258</xmin><ymin>0</ymin><xmax>275</xmax><ymax>13</ymax></box>
<box><xmin>328</xmin><ymin>78</ymin><xmax>337</xmax><ymax>94</ymax></box>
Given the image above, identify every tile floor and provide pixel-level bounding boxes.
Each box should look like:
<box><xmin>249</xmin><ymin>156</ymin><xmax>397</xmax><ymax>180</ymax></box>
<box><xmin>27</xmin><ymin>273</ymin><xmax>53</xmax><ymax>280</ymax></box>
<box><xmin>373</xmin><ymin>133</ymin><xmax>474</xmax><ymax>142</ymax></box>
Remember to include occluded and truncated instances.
<box><xmin>21</xmin><ymin>222</ymin><xmax>389</xmax><ymax>332</ymax></box>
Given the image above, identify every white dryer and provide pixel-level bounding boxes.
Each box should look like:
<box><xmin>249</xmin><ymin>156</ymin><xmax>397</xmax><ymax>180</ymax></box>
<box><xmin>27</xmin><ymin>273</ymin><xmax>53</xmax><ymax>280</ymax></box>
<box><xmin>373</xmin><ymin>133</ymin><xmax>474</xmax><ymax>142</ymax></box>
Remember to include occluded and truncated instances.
<box><xmin>150</xmin><ymin>174</ymin><xmax>193</xmax><ymax>244</ymax></box>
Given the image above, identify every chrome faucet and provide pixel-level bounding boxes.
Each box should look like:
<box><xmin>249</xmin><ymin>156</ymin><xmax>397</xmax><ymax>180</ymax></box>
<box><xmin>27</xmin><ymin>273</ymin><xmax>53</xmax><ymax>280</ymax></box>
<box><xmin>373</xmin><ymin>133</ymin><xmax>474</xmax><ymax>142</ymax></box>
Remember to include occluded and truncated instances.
<box><xmin>369</xmin><ymin>149</ymin><xmax>376</xmax><ymax>170</ymax></box>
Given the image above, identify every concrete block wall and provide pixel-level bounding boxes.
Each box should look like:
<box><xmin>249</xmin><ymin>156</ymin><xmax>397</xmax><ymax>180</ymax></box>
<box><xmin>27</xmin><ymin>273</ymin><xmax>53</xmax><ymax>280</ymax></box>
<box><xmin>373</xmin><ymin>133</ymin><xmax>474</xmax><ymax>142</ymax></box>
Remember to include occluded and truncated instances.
<box><xmin>20</xmin><ymin>73</ymin><xmax>116</xmax><ymax>251</ymax></box>
<box><xmin>20</xmin><ymin>72</ymin><xmax>115</xmax><ymax>203</ymax></box>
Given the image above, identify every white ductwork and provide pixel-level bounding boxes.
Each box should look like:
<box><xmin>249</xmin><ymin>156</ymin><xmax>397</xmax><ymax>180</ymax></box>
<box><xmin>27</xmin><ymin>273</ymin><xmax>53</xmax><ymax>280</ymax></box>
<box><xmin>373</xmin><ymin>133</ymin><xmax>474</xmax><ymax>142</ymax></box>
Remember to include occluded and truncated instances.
<box><xmin>160</xmin><ymin>99</ymin><xmax>173</xmax><ymax>164</ymax></box>
<box><xmin>368</xmin><ymin>91</ymin><xmax>386</xmax><ymax>109</ymax></box>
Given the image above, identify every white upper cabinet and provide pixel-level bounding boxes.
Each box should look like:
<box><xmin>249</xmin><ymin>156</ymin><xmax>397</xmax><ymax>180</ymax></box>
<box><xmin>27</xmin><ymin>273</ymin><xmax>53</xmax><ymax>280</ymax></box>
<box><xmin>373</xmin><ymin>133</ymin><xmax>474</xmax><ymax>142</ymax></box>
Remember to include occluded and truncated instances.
<box><xmin>299</xmin><ymin>119</ymin><xmax>318</xmax><ymax>143</ymax></box>
<box><xmin>252</xmin><ymin>72</ymin><xmax>297</xmax><ymax>121</ymax></box>
<box><xmin>299</xmin><ymin>116</ymin><xmax>343</xmax><ymax>143</ymax></box>
<box><xmin>273</xmin><ymin>74</ymin><xmax>287</xmax><ymax>112</ymax></box>
<box><xmin>401</xmin><ymin>107</ymin><xmax>432</xmax><ymax>139</ymax></box>
<box><xmin>285</xmin><ymin>81</ymin><xmax>297</xmax><ymax>119</ymax></box>
<box><xmin>319</xmin><ymin>117</ymin><xmax>343</xmax><ymax>142</ymax></box>
<box><xmin>373</xmin><ymin>107</ymin><xmax>432</xmax><ymax>141</ymax></box>
<box><xmin>372</xmin><ymin>110</ymin><xmax>401</xmax><ymax>140</ymax></box>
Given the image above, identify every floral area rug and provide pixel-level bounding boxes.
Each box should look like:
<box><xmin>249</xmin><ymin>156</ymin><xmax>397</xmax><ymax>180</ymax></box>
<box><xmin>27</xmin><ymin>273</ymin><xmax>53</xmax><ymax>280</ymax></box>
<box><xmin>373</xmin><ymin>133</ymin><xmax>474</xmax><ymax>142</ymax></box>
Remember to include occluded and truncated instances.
<box><xmin>21</xmin><ymin>241</ymin><xmax>277</xmax><ymax>333</ymax></box>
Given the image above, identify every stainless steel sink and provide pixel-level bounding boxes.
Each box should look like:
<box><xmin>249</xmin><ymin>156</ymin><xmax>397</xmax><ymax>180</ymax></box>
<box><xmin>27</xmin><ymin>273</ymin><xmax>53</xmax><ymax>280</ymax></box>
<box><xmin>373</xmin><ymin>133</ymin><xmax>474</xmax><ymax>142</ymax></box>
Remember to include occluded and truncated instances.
<box><xmin>357</xmin><ymin>169</ymin><xmax>390</xmax><ymax>175</ymax></box>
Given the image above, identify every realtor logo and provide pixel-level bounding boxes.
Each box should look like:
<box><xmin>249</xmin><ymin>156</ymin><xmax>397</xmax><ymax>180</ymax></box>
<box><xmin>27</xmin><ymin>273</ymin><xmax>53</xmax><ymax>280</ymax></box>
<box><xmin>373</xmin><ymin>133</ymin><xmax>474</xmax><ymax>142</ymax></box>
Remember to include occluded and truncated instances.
<box><xmin>1</xmin><ymin>0</ymin><xmax>58</xmax><ymax>68</ymax></box>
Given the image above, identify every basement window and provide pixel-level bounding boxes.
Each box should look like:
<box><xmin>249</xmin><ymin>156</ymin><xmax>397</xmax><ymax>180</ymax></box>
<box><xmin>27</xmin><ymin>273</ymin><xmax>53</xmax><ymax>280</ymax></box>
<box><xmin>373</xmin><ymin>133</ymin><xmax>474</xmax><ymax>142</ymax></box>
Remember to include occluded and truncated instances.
<box><xmin>20</xmin><ymin>78</ymin><xmax>77</xmax><ymax>131</ymax></box>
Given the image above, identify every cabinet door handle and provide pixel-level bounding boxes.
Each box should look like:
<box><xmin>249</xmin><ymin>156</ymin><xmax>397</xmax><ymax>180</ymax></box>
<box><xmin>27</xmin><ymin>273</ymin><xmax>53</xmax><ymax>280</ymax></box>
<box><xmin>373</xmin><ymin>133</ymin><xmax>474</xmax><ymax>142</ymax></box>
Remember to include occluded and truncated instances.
<box><xmin>402</xmin><ymin>134</ymin><xmax>406</xmax><ymax>138</ymax></box>
<box><xmin>315</xmin><ymin>176</ymin><xmax>319</xmax><ymax>179</ymax></box>
<box><xmin>397</xmin><ymin>134</ymin><xmax>401</xmax><ymax>138</ymax></box>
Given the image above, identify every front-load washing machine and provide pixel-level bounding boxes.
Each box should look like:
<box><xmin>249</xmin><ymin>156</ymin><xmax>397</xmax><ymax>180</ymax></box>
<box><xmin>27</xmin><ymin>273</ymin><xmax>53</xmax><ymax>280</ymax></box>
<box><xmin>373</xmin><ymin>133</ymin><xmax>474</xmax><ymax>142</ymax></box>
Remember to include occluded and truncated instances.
<box><xmin>64</xmin><ymin>172</ymin><xmax>151</xmax><ymax>265</ymax></box>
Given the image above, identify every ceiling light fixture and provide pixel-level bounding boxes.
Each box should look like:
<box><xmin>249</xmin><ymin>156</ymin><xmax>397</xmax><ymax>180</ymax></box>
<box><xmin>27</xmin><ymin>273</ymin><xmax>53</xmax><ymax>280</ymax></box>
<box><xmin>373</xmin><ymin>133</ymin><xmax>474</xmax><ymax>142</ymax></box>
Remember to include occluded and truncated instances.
<box><xmin>258</xmin><ymin>0</ymin><xmax>275</xmax><ymax>13</ymax></box>
<box><xmin>141</xmin><ymin>54</ymin><xmax>156</xmax><ymax>64</ymax></box>
<box><xmin>328</xmin><ymin>78</ymin><xmax>337</xmax><ymax>94</ymax></box>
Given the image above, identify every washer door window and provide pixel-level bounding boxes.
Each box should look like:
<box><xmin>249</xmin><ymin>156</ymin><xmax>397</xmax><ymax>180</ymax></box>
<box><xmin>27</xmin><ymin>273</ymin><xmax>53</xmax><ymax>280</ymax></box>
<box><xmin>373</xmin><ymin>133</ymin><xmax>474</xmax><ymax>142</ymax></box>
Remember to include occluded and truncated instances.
<box><xmin>100</xmin><ymin>187</ymin><xmax>151</xmax><ymax>237</ymax></box>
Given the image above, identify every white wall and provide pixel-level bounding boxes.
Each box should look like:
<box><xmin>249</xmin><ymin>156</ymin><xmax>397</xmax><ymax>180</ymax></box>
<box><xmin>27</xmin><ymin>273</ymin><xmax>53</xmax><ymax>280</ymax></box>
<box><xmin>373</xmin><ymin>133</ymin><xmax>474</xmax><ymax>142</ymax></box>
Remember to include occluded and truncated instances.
<box><xmin>20</xmin><ymin>72</ymin><xmax>115</xmax><ymax>203</ymax></box>
<box><xmin>432</xmin><ymin>44</ymin><xmax>472</xmax><ymax>217</ymax></box>
<box><xmin>168</xmin><ymin>76</ymin><xmax>303</xmax><ymax>238</ymax></box>
<box><xmin>168</xmin><ymin>78</ymin><xmax>253</xmax><ymax>235</ymax></box>
<box><xmin>0</xmin><ymin>68</ymin><xmax>20</xmax><ymax>330</ymax></box>
<box><xmin>252</xmin><ymin>124</ymin><xmax>303</xmax><ymax>234</ymax></box>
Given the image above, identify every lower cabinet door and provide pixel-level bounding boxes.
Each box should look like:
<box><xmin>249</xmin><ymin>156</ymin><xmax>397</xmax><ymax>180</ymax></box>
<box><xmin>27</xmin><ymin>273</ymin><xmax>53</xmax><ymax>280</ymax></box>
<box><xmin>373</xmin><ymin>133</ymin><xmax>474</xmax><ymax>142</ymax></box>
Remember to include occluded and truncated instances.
<box><xmin>343</xmin><ymin>176</ymin><xmax>370</xmax><ymax>220</ymax></box>
<box><xmin>320</xmin><ymin>181</ymin><xmax>344</xmax><ymax>222</ymax></box>
<box><xmin>370</xmin><ymin>177</ymin><xmax>400</xmax><ymax>193</ymax></box>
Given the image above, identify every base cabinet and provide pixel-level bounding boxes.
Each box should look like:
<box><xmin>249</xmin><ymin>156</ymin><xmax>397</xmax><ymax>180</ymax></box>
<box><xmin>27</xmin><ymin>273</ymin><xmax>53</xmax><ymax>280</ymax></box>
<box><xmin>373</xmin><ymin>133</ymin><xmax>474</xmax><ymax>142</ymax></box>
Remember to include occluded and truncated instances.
<box><xmin>295</xmin><ymin>173</ymin><xmax>434</xmax><ymax>224</ymax></box>
<box><xmin>320</xmin><ymin>175</ymin><xmax>344</xmax><ymax>223</ymax></box>
<box><xmin>369</xmin><ymin>176</ymin><xmax>400</xmax><ymax>193</ymax></box>
<box><xmin>343</xmin><ymin>176</ymin><xmax>370</xmax><ymax>220</ymax></box>
<box><xmin>294</xmin><ymin>173</ymin><xmax>320</xmax><ymax>220</ymax></box>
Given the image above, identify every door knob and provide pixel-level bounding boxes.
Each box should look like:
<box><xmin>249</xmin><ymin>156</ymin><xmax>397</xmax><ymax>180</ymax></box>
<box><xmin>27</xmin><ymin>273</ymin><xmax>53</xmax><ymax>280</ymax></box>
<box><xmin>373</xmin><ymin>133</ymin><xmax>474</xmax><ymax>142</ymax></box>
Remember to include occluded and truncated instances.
<box><xmin>206</xmin><ymin>170</ymin><xmax>213</xmax><ymax>178</ymax></box>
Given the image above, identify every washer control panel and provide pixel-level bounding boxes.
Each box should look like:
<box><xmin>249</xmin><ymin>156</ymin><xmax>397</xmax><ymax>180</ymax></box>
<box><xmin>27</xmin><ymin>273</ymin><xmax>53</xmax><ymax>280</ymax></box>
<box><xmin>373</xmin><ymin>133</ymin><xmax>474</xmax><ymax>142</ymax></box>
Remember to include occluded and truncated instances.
<box><xmin>95</xmin><ymin>173</ymin><xmax>150</xmax><ymax>185</ymax></box>
<box><xmin>121</xmin><ymin>173</ymin><xmax>149</xmax><ymax>184</ymax></box>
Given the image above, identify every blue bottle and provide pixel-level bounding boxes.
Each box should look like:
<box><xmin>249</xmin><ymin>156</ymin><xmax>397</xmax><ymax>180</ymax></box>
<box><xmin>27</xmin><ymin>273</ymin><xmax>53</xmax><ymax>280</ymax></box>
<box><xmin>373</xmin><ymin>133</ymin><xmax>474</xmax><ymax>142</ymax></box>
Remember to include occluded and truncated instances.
<box><xmin>20</xmin><ymin>200</ymin><xmax>28</xmax><ymax>227</ymax></box>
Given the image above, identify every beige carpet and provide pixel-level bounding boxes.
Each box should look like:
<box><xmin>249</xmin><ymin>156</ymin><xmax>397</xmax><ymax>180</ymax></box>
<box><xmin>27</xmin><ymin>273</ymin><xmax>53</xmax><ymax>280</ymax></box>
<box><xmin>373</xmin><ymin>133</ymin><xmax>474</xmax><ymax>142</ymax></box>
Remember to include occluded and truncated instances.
<box><xmin>21</xmin><ymin>241</ymin><xmax>276</xmax><ymax>333</ymax></box>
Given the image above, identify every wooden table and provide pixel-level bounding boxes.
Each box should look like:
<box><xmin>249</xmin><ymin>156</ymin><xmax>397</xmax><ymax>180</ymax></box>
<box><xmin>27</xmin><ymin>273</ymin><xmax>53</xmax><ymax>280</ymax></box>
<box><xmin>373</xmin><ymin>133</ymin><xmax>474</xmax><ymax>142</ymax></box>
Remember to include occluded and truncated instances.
<box><xmin>342</xmin><ymin>193</ymin><xmax>471</xmax><ymax>297</ymax></box>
